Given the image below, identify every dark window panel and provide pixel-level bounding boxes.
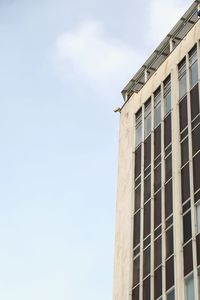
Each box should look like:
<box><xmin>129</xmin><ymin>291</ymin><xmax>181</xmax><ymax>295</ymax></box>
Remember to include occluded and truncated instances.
<box><xmin>166</xmin><ymin>256</ymin><xmax>174</xmax><ymax>291</ymax></box>
<box><xmin>194</xmin><ymin>191</ymin><xmax>200</xmax><ymax>203</ymax></box>
<box><xmin>166</xmin><ymin>227</ymin><xmax>174</xmax><ymax>258</ymax></box>
<box><xmin>183</xmin><ymin>211</ymin><xmax>192</xmax><ymax>244</ymax></box>
<box><xmin>154</xmin><ymin>225</ymin><xmax>162</xmax><ymax>239</ymax></box>
<box><xmin>179</xmin><ymin>96</ymin><xmax>188</xmax><ymax>131</ymax></box>
<box><xmin>196</xmin><ymin>233</ymin><xmax>200</xmax><ymax>266</ymax></box>
<box><xmin>164</xmin><ymin>113</ymin><xmax>172</xmax><ymax>148</ymax></box>
<box><xmin>143</xmin><ymin>236</ymin><xmax>151</xmax><ymax>249</ymax></box>
<box><xmin>181</xmin><ymin>127</ymin><xmax>188</xmax><ymax>141</ymax></box>
<box><xmin>132</xmin><ymin>286</ymin><xmax>139</xmax><ymax>300</ymax></box>
<box><xmin>190</xmin><ymin>84</ymin><xmax>199</xmax><ymax>121</ymax></box>
<box><xmin>192</xmin><ymin>124</ymin><xmax>200</xmax><ymax>156</ymax></box>
<box><xmin>181</xmin><ymin>138</ymin><xmax>189</xmax><ymax>166</ymax></box>
<box><xmin>154</xmin><ymin>267</ymin><xmax>162</xmax><ymax>299</ymax></box>
<box><xmin>144</xmin><ymin>135</ymin><xmax>151</xmax><ymax>169</ymax></box>
<box><xmin>154</xmin><ymin>236</ymin><xmax>162</xmax><ymax>268</ymax></box>
<box><xmin>165</xmin><ymin>144</ymin><xmax>172</xmax><ymax>157</ymax></box>
<box><xmin>154</xmin><ymin>165</ymin><xmax>161</xmax><ymax>192</ymax></box>
<box><xmin>165</xmin><ymin>154</ymin><xmax>172</xmax><ymax>181</ymax></box>
<box><xmin>192</xmin><ymin>115</ymin><xmax>200</xmax><ymax>129</ymax></box>
<box><xmin>133</xmin><ymin>256</ymin><xmax>140</xmax><ymax>287</ymax></box>
<box><xmin>143</xmin><ymin>247</ymin><xmax>151</xmax><ymax>278</ymax></box>
<box><xmin>133</xmin><ymin>211</ymin><xmax>140</xmax><ymax>247</ymax></box>
<box><xmin>165</xmin><ymin>179</ymin><xmax>173</xmax><ymax>218</ymax></box>
<box><xmin>167</xmin><ymin>289</ymin><xmax>175</xmax><ymax>300</ymax></box>
<box><xmin>154</xmin><ymin>190</ymin><xmax>162</xmax><ymax>229</ymax></box>
<box><xmin>166</xmin><ymin>215</ymin><xmax>173</xmax><ymax>228</ymax></box>
<box><xmin>135</xmin><ymin>146</ymin><xmax>141</xmax><ymax>178</ymax></box>
<box><xmin>134</xmin><ymin>246</ymin><xmax>140</xmax><ymax>257</ymax></box>
<box><xmin>181</xmin><ymin>163</ymin><xmax>190</xmax><ymax>203</ymax></box>
<box><xmin>135</xmin><ymin>186</ymin><xmax>141</xmax><ymax>212</ymax></box>
<box><xmin>183</xmin><ymin>241</ymin><xmax>193</xmax><ymax>276</ymax></box>
<box><xmin>193</xmin><ymin>152</ymin><xmax>200</xmax><ymax>193</ymax></box>
<box><xmin>144</xmin><ymin>175</ymin><xmax>151</xmax><ymax>203</ymax></box>
<box><xmin>154</xmin><ymin>155</ymin><xmax>161</xmax><ymax>168</ymax></box>
<box><xmin>135</xmin><ymin>176</ymin><xmax>141</xmax><ymax>187</ymax></box>
<box><xmin>183</xmin><ymin>200</ymin><xmax>191</xmax><ymax>213</ymax></box>
<box><xmin>143</xmin><ymin>276</ymin><xmax>151</xmax><ymax>300</ymax></box>
<box><xmin>154</xmin><ymin>125</ymin><xmax>161</xmax><ymax>158</ymax></box>
<box><xmin>144</xmin><ymin>165</ymin><xmax>151</xmax><ymax>178</ymax></box>
<box><xmin>144</xmin><ymin>201</ymin><xmax>151</xmax><ymax>238</ymax></box>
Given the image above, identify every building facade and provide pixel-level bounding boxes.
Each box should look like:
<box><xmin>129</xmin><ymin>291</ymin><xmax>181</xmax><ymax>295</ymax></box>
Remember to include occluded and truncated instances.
<box><xmin>113</xmin><ymin>1</ymin><xmax>200</xmax><ymax>300</ymax></box>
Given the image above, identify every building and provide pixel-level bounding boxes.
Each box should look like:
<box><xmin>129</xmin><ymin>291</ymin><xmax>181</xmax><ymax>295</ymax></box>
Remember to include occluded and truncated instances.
<box><xmin>113</xmin><ymin>1</ymin><xmax>200</xmax><ymax>300</ymax></box>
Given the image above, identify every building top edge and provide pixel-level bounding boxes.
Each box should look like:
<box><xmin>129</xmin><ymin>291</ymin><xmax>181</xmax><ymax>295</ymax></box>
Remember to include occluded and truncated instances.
<box><xmin>121</xmin><ymin>0</ymin><xmax>200</xmax><ymax>102</ymax></box>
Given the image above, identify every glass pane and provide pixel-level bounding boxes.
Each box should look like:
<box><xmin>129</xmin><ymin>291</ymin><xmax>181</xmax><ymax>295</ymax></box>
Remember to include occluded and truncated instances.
<box><xmin>143</xmin><ymin>247</ymin><xmax>151</xmax><ymax>278</ymax></box>
<box><xmin>166</xmin><ymin>256</ymin><xmax>174</xmax><ymax>290</ymax></box>
<box><xmin>181</xmin><ymin>138</ymin><xmax>189</xmax><ymax>166</ymax></box>
<box><xmin>133</xmin><ymin>211</ymin><xmax>140</xmax><ymax>247</ymax></box>
<box><xmin>132</xmin><ymin>286</ymin><xmax>139</xmax><ymax>300</ymax></box>
<box><xmin>167</xmin><ymin>289</ymin><xmax>174</xmax><ymax>300</ymax></box>
<box><xmin>183</xmin><ymin>241</ymin><xmax>193</xmax><ymax>276</ymax></box>
<box><xmin>193</xmin><ymin>152</ymin><xmax>200</xmax><ymax>193</ymax></box>
<box><xmin>181</xmin><ymin>163</ymin><xmax>190</xmax><ymax>203</ymax></box>
<box><xmin>154</xmin><ymin>125</ymin><xmax>161</xmax><ymax>158</ymax></box>
<box><xmin>144</xmin><ymin>175</ymin><xmax>151</xmax><ymax>203</ymax></box>
<box><xmin>135</xmin><ymin>186</ymin><xmax>141</xmax><ymax>212</ymax></box>
<box><xmin>135</xmin><ymin>146</ymin><xmax>141</xmax><ymax>178</ymax></box>
<box><xmin>164</xmin><ymin>114</ymin><xmax>171</xmax><ymax>148</ymax></box>
<box><xmin>197</xmin><ymin>203</ymin><xmax>200</xmax><ymax>234</ymax></box>
<box><xmin>190</xmin><ymin>84</ymin><xmax>199</xmax><ymax>121</ymax></box>
<box><xmin>165</xmin><ymin>179</ymin><xmax>173</xmax><ymax>218</ymax></box>
<box><xmin>165</xmin><ymin>154</ymin><xmax>172</xmax><ymax>181</ymax></box>
<box><xmin>133</xmin><ymin>256</ymin><xmax>140</xmax><ymax>287</ymax></box>
<box><xmin>185</xmin><ymin>274</ymin><xmax>194</xmax><ymax>300</ymax></box>
<box><xmin>166</xmin><ymin>227</ymin><xmax>174</xmax><ymax>257</ymax></box>
<box><xmin>154</xmin><ymin>190</ymin><xmax>162</xmax><ymax>228</ymax></box>
<box><xmin>154</xmin><ymin>236</ymin><xmax>162</xmax><ymax>268</ymax></box>
<box><xmin>136</xmin><ymin>123</ymin><xmax>142</xmax><ymax>147</ymax></box>
<box><xmin>154</xmin><ymin>103</ymin><xmax>161</xmax><ymax>128</ymax></box>
<box><xmin>183</xmin><ymin>211</ymin><xmax>192</xmax><ymax>244</ymax></box>
<box><xmin>143</xmin><ymin>276</ymin><xmax>150</xmax><ymax>300</ymax></box>
<box><xmin>179</xmin><ymin>74</ymin><xmax>187</xmax><ymax>99</ymax></box>
<box><xmin>154</xmin><ymin>164</ymin><xmax>161</xmax><ymax>192</ymax></box>
<box><xmin>144</xmin><ymin>135</ymin><xmax>151</xmax><ymax>168</ymax></box>
<box><xmin>144</xmin><ymin>201</ymin><xmax>151</xmax><ymax>238</ymax></box>
<box><xmin>192</xmin><ymin>124</ymin><xmax>200</xmax><ymax>156</ymax></box>
<box><xmin>179</xmin><ymin>96</ymin><xmax>188</xmax><ymax>131</ymax></box>
<box><xmin>154</xmin><ymin>267</ymin><xmax>162</xmax><ymax>299</ymax></box>
<box><xmin>145</xmin><ymin>114</ymin><xmax>151</xmax><ymax>138</ymax></box>
<box><xmin>190</xmin><ymin>61</ymin><xmax>198</xmax><ymax>88</ymax></box>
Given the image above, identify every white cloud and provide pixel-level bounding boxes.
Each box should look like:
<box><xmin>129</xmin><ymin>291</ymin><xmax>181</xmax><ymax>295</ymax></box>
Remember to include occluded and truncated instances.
<box><xmin>54</xmin><ymin>21</ymin><xmax>143</xmax><ymax>88</ymax></box>
<box><xmin>148</xmin><ymin>0</ymin><xmax>191</xmax><ymax>45</ymax></box>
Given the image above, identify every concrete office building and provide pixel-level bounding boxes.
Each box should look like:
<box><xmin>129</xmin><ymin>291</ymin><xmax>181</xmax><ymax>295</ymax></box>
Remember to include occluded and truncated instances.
<box><xmin>113</xmin><ymin>1</ymin><xmax>200</xmax><ymax>300</ymax></box>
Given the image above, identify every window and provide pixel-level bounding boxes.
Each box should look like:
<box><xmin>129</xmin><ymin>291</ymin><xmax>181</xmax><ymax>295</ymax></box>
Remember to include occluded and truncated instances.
<box><xmin>166</xmin><ymin>227</ymin><xmax>174</xmax><ymax>257</ymax></box>
<box><xmin>133</xmin><ymin>256</ymin><xmax>140</xmax><ymax>287</ymax></box>
<box><xmin>144</xmin><ymin>175</ymin><xmax>151</xmax><ymax>203</ymax></box>
<box><xmin>178</xmin><ymin>58</ymin><xmax>187</xmax><ymax>99</ymax></box>
<box><xmin>154</xmin><ymin>88</ymin><xmax>161</xmax><ymax>127</ymax></box>
<box><xmin>196</xmin><ymin>202</ymin><xmax>200</xmax><ymax>234</ymax></box>
<box><xmin>144</xmin><ymin>201</ymin><xmax>151</xmax><ymax>238</ymax></box>
<box><xmin>154</xmin><ymin>236</ymin><xmax>162</xmax><ymax>268</ymax></box>
<box><xmin>185</xmin><ymin>274</ymin><xmax>194</xmax><ymax>300</ymax></box>
<box><xmin>193</xmin><ymin>152</ymin><xmax>200</xmax><ymax>193</ymax></box>
<box><xmin>164</xmin><ymin>113</ymin><xmax>171</xmax><ymax>148</ymax></box>
<box><xmin>183</xmin><ymin>241</ymin><xmax>193</xmax><ymax>276</ymax></box>
<box><xmin>143</xmin><ymin>276</ymin><xmax>150</xmax><ymax>300</ymax></box>
<box><xmin>164</xmin><ymin>76</ymin><xmax>171</xmax><ymax>116</ymax></box>
<box><xmin>136</xmin><ymin>110</ymin><xmax>142</xmax><ymax>147</ymax></box>
<box><xmin>165</xmin><ymin>179</ymin><xmax>173</xmax><ymax>218</ymax></box>
<box><xmin>132</xmin><ymin>286</ymin><xmax>139</xmax><ymax>300</ymax></box>
<box><xmin>190</xmin><ymin>84</ymin><xmax>199</xmax><ymax>121</ymax></box>
<box><xmin>167</xmin><ymin>289</ymin><xmax>174</xmax><ymax>300</ymax></box>
<box><xmin>145</xmin><ymin>99</ymin><xmax>151</xmax><ymax>138</ymax></box>
<box><xmin>183</xmin><ymin>211</ymin><xmax>192</xmax><ymax>244</ymax></box>
<box><xmin>154</xmin><ymin>267</ymin><xmax>162</xmax><ymax>299</ymax></box>
<box><xmin>179</xmin><ymin>96</ymin><xmax>188</xmax><ymax>131</ymax></box>
<box><xmin>181</xmin><ymin>138</ymin><xmax>189</xmax><ymax>166</ymax></box>
<box><xmin>154</xmin><ymin>125</ymin><xmax>161</xmax><ymax>158</ymax></box>
<box><xmin>135</xmin><ymin>146</ymin><xmax>141</xmax><ymax>179</ymax></box>
<box><xmin>166</xmin><ymin>256</ymin><xmax>174</xmax><ymax>290</ymax></box>
<box><xmin>181</xmin><ymin>163</ymin><xmax>190</xmax><ymax>203</ymax></box>
<box><xmin>134</xmin><ymin>186</ymin><xmax>141</xmax><ymax>212</ymax></box>
<box><xmin>144</xmin><ymin>135</ymin><xmax>151</xmax><ymax>168</ymax></box>
<box><xmin>154</xmin><ymin>190</ymin><xmax>162</xmax><ymax>229</ymax></box>
<box><xmin>192</xmin><ymin>124</ymin><xmax>200</xmax><ymax>156</ymax></box>
<box><xmin>143</xmin><ymin>247</ymin><xmax>151</xmax><ymax>278</ymax></box>
<box><xmin>189</xmin><ymin>46</ymin><xmax>198</xmax><ymax>88</ymax></box>
<box><xmin>133</xmin><ymin>211</ymin><xmax>140</xmax><ymax>247</ymax></box>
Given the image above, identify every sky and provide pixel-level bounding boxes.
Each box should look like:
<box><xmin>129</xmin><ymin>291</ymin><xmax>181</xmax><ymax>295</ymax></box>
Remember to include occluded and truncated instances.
<box><xmin>0</xmin><ymin>0</ymin><xmax>193</xmax><ymax>299</ymax></box>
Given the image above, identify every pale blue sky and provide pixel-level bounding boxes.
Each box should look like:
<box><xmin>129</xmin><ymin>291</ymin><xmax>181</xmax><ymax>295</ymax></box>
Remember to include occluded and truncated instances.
<box><xmin>0</xmin><ymin>0</ymin><xmax>192</xmax><ymax>299</ymax></box>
